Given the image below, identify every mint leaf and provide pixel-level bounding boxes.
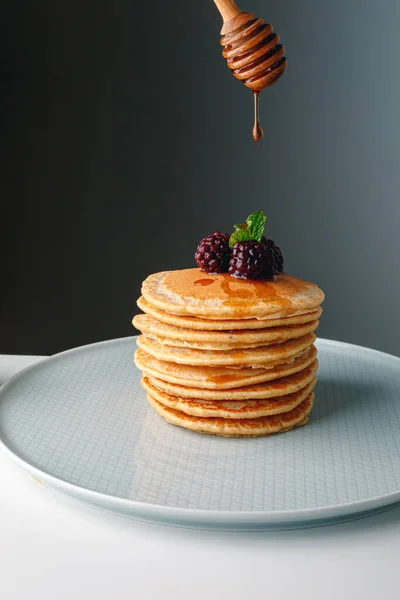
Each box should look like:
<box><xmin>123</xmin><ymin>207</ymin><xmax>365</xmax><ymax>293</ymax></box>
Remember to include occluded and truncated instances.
<box><xmin>229</xmin><ymin>228</ymin><xmax>251</xmax><ymax>249</ymax></box>
<box><xmin>229</xmin><ymin>210</ymin><xmax>267</xmax><ymax>248</ymax></box>
<box><xmin>246</xmin><ymin>210</ymin><xmax>266</xmax><ymax>243</ymax></box>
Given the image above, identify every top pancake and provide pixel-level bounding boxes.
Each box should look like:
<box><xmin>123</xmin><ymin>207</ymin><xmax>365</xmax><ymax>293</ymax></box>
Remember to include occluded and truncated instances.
<box><xmin>137</xmin><ymin>296</ymin><xmax>323</xmax><ymax>331</ymax></box>
<box><xmin>141</xmin><ymin>269</ymin><xmax>325</xmax><ymax>319</ymax></box>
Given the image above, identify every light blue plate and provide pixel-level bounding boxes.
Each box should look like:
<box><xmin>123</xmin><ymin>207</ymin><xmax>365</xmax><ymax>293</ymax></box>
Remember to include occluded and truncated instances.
<box><xmin>1</xmin><ymin>337</ymin><xmax>400</xmax><ymax>530</ymax></box>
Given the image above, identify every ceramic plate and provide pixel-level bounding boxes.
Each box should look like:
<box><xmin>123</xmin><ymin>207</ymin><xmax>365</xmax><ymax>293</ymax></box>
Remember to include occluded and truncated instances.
<box><xmin>1</xmin><ymin>337</ymin><xmax>400</xmax><ymax>530</ymax></box>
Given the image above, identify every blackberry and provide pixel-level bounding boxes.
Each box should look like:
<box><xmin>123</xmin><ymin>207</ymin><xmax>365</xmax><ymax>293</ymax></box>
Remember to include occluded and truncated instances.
<box><xmin>229</xmin><ymin>240</ymin><xmax>274</xmax><ymax>280</ymax></box>
<box><xmin>263</xmin><ymin>238</ymin><xmax>284</xmax><ymax>273</ymax></box>
<box><xmin>195</xmin><ymin>232</ymin><xmax>231</xmax><ymax>274</ymax></box>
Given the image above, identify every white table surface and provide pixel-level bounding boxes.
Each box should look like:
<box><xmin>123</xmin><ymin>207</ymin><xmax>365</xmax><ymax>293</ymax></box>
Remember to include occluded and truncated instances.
<box><xmin>1</xmin><ymin>355</ymin><xmax>400</xmax><ymax>600</ymax></box>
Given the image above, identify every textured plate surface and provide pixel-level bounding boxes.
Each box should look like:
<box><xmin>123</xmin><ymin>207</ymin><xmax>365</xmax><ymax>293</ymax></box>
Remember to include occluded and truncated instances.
<box><xmin>1</xmin><ymin>337</ymin><xmax>400</xmax><ymax>530</ymax></box>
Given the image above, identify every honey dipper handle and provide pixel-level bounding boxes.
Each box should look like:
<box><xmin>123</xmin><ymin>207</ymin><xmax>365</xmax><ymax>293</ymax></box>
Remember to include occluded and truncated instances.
<box><xmin>213</xmin><ymin>0</ymin><xmax>241</xmax><ymax>22</ymax></box>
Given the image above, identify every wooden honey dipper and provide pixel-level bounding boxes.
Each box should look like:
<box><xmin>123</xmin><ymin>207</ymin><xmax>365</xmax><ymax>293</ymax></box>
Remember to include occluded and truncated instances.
<box><xmin>213</xmin><ymin>0</ymin><xmax>287</xmax><ymax>140</ymax></box>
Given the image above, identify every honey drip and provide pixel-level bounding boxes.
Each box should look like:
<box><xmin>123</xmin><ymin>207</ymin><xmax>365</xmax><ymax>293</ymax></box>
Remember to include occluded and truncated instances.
<box><xmin>252</xmin><ymin>91</ymin><xmax>263</xmax><ymax>141</ymax></box>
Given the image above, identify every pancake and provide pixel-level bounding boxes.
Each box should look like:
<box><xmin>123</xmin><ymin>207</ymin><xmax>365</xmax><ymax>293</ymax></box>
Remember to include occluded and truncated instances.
<box><xmin>137</xmin><ymin>332</ymin><xmax>316</xmax><ymax>368</ymax></box>
<box><xmin>141</xmin><ymin>376</ymin><xmax>316</xmax><ymax>418</ymax></box>
<box><xmin>141</xmin><ymin>269</ymin><xmax>325</xmax><ymax>319</ymax></box>
<box><xmin>146</xmin><ymin>392</ymin><xmax>314</xmax><ymax>437</ymax></box>
<box><xmin>137</xmin><ymin>296</ymin><xmax>323</xmax><ymax>330</ymax></box>
<box><xmin>134</xmin><ymin>345</ymin><xmax>317</xmax><ymax>389</ymax></box>
<box><xmin>146</xmin><ymin>361</ymin><xmax>318</xmax><ymax>400</ymax></box>
<box><xmin>133</xmin><ymin>313</ymin><xmax>319</xmax><ymax>350</ymax></box>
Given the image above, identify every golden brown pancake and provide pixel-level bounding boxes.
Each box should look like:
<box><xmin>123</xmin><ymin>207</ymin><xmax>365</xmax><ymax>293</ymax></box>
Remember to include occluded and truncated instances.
<box><xmin>137</xmin><ymin>332</ymin><xmax>316</xmax><ymax>368</ymax></box>
<box><xmin>133</xmin><ymin>313</ymin><xmax>319</xmax><ymax>350</ymax></box>
<box><xmin>146</xmin><ymin>392</ymin><xmax>314</xmax><ymax>437</ymax></box>
<box><xmin>146</xmin><ymin>362</ymin><xmax>318</xmax><ymax>400</ymax></box>
<box><xmin>142</xmin><ymin>376</ymin><xmax>316</xmax><ymax>418</ymax></box>
<box><xmin>141</xmin><ymin>269</ymin><xmax>325</xmax><ymax>319</ymax></box>
<box><xmin>134</xmin><ymin>267</ymin><xmax>324</xmax><ymax>436</ymax></box>
<box><xmin>134</xmin><ymin>345</ymin><xmax>317</xmax><ymax>389</ymax></box>
<box><xmin>137</xmin><ymin>296</ymin><xmax>322</xmax><ymax>330</ymax></box>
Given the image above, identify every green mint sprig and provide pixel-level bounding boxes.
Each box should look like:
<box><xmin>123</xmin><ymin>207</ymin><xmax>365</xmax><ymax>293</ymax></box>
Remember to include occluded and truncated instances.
<box><xmin>229</xmin><ymin>210</ymin><xmax>267</xmax><ymax>249</ymax></box>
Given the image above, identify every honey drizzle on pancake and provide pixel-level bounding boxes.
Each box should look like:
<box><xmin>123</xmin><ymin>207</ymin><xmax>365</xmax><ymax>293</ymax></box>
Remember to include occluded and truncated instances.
<box><xmin>194</xmin><ymin>279</ymin><xmax>215</xmax><ymax>286</ymax></box>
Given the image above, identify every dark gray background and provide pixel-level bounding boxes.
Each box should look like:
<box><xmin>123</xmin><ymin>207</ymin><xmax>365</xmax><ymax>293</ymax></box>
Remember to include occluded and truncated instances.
<box><xmin>1</xmin><ymin>1</ymin><xmax>399</xmax><ymax>355</ymax></box>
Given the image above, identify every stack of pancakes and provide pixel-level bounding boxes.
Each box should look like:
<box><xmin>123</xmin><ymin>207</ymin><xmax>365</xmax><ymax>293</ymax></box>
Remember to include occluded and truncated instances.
<box><xmin>133</xmin><ymin>268</ymin><xmax>324</xmax><ymax>438</ymax></box>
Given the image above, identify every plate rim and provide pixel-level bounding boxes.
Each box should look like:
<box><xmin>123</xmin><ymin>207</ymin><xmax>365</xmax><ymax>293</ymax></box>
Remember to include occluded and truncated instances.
<box><xmin>1</xmin><ymin>336</ymin><xmax>400</xmax><ymax>527</ymax></box>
